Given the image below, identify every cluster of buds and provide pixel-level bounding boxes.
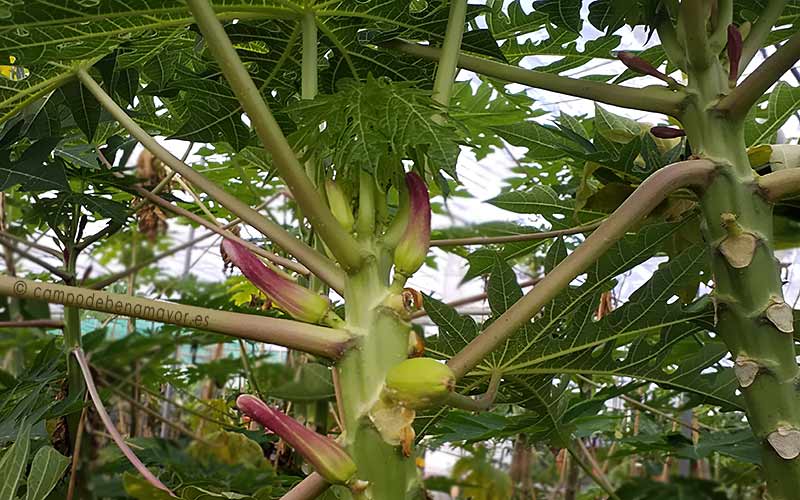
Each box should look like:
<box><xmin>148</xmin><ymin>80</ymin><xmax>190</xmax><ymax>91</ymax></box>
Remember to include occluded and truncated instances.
<box><xmin>392</xmin><ymin>172</ymin><xmax>431</xmax><ymax>284</ymax></box>
<box><xmin>236</xmin><ymin>395</ymin><xmax>357</xmax><ymax>484</ymax></box>
<box><xmin>221</xmin><ymin>239</ymin><xmax>338</xmax><ymax>325</ymax></box>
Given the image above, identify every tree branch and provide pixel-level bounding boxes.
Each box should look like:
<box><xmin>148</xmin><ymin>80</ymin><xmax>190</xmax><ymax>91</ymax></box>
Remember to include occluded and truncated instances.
<box><xmin>87</xmin><ymin>205</ymin><xmax>282</xmax><ymax>290</ymax></box>
<box><xmin>75</xmin><ymin>69</ymin><xmax>345</xmax><ymax>293</ymax></box>
<box><xmin>132</xmin><ymin>185</ymin><xmax>311</xmax><ymax>276</ymax></box>
<box><xmin>410</xmin><ymin>277</ymin><xmax>540</xmax><ymax>320</ymax></box>
<box><xmin>656</xmin><ymin>17</ymin><xmax>686</xmax><ymax>71</ymax></box>
<box><xmin>573</xmin><ymin>439</ymin><xmax>618</xmax><ymax>499</ymax></box>
<box><xmin>380</xmin><ymin>40</ymin><xmax>687</xmax><ymax>117</ymax></box>
<box><xmin>740</xmin><ymin>0</ymin><xmax>787</xmax><ymax>73</ymax></box>
<box><xmin>758</xmin><ymin>168</ymin><xmax>800</xmax><ymax>201</ymax></box>
<box><xmin>446</xmin><ymin>159</ymin><xmax>718</xmax><ymax>379</ymax></box>
<box><xmin>677</xmin><ymin>0</ymin><xmax>714</xmax><ymax>70</ymax></box>
<box><xmin>65</xmin><ymin>399</ymin><xmax>88</xmax><ymax>500</ymax></box>
<box><xmin>75</xmin><ymin>221</ymin><xmax>122</xmax><ymax>253</ymax></box>
<box><xmin>430</xmin><ymin>221</ymin><xmax>602</xmax><ymax>247</ymax></box>
<box><xmin>716</xmin><ymin>29</ymin><xmax>800</xmax><ymax>119</ymax></box>
<box><xmin>301</xmin><ymin>10</ymin><xmax>318</xmax><ymax>101</ymax></box>
<box><xmin>0</xmin><ymin>319</ymin><xmax>63</xmax><ymax>329</ymax></box>
<box><xmin>431</xmin><ymin>0</ymin><xmax>468</xmax><ymax>106</ymax></box>
<box><xmin>709</xmin><ymin>0</ymin><xmax>733</xmax><ymax>52</ymax></box>
<box><xmin>72</xmin><ymin>347</ymin><xmax>176</xmax><ymax>496</ymax></box>
<box><xmin>186</xmin><ymin>0</ymin><xmax>364</xmax><ymax>272</ymax></box>
<box><xmin>0</xmin><ymin>238</ymin><xmax>72</xmax><ymax>281</ymax></box>
<box><xmin>0</xmin><ymin>231</ymin><xmax>61</xmax><ymax>258</ymax></box>
<box><xmin>281</xmin><ymin>473</ymin><xmax>330</xmax><ymax>500</ymax></box>
<box><xmin>104</xmin><ymin>383</ymin><xmax>211</xmax><ymax>445</ymax></box>
<box><xmin>0</xmin><ymin>274</ymin><xmax>354</xmax><ymax>359</ymax></box>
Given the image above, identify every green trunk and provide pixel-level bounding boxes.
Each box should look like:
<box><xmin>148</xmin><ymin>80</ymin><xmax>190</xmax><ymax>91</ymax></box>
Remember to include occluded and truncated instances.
<box><xmin>684</xmin><ymin>61</ymin><xmax>800</xmax><ymax>498</ymax></box>
<box><xmin>63</xmin><ymin>247</ymin><xmax>85</xmax><ymax>451</ymax></box>
<box><xmin>335</xmin><ymin>261</ymin><xmax>422</xmax><ymax>499</ymax></box>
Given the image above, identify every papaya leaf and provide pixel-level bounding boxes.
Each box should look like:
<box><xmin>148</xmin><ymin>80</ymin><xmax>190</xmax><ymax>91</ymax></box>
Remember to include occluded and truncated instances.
<box><xmin>25</xmin><ymin>446</ymin><xmax>71</xmax><ymax>500</ymax></box>
<box><xmin>0</xmin><ymin>419</ymin><xmax>31</xmax><ymax>500</ymax></box>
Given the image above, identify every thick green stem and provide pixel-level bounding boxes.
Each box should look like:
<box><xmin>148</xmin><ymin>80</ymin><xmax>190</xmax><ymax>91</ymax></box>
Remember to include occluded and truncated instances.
<box><xmin>186</xmin><ymin>0</ymin><xmax>364</xmax><ymax>272</ymax></box>
<box><xmin>446</xmin><ymin>159</ymin><xmax>716</xmax><ymax>379</ymax></box>
<box><xmin>63</xmin><ymin>250</ymin><xmax>84</xmax><ymax>451</ymax></box>
<box><xmin>678</xmin><ymin>0</ymin><xmax>714</xmax><ymax>70</ymax></box>
<box><xmin>678</xmin><ymin>15</ymin><xmax>800</xmax><ymax>497</ymax></box>
<box><xmin>335</xmin><ymin>263</ymin><xmax>421</xmax><ymax>499</ymax></box>
<box><xmin>431</xmin><ymin>0</ymin><xmax>468</xmax><ymax>106</ymax></box>
<box><xmin>740</xmin><ymin>0</ymin><xmax>787</xmax><ymax>72</ymax></box>
<box><xmin>716</xmin><ymin>29</ymin><xmax>800</xmax><ymax>119</ymax></box>
<box><xmin>759</xmin><ymin>169</ymin><xmax>800</xmax><ymax>201</ymax></box>
<box><xmin>709</xmin><ymin>0</ymin><xmax>733</xmax><ymax>52</ymax></box>
<box><xmin>75</xmin><ymin>69</ymin><xmax>345</xmax><ymax>294</ymax></box>
<box><xmin>355</xmin><ymin>171</ymin><xmax>376</xmax><ymax>240</ymax></box>
<box><xmin>0</xmin><ymin>274</ymin><xmax>353</xmax><ymax>359</ymax></box>
<box><xmin>381</xmin><ymin>40</ymin><xmax>688</xmax><ymax>117</ymax></box>
<box><xmin>656</xmin><ymin>17</ymin><xmax>686</xmax><ymax>71</ymax></box>
<box><xmin>301</xmin><ymin>10</ymin><xmax>318</xmax><ymax>101</ymax></box>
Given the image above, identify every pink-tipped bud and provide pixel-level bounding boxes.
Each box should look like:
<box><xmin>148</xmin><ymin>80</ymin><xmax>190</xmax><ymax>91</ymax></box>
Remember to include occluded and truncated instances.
<box><xmin>650</xmin><ymin>126</ymin><xmax>686</xmax><ymax>139</ymax></box>
<box><xmin>222</xmin><ymin>240</ymin><xmax>331</xmax><ymax>324</ymax></box>
<box><xmin>618</xmin><ymin>51</ymin><xmax>672</xmax><ymax>85</ymax></box>
<box><xmin>727</xmin><ymin>24</ymin><xmax>743</xmax><ymax>85</ymax></box>
<box><xmin>393</xmin><ymin>172</ymin><xmax>431</xmax><ymax>277</ymax></box>
<box><xmin>237</xmin><ymin>395</ymin><xmax>357</xmax><ymax>484</ymax></box>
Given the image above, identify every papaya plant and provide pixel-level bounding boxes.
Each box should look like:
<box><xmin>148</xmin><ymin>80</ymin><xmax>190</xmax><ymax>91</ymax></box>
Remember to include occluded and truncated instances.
<box><xmin>0</xmin><ymin>1</ymin><xmax>799</xmax><ymax>499</ymax></box>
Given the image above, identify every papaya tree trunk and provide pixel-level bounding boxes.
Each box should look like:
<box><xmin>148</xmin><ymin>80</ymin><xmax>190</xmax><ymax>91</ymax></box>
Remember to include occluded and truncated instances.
<box><xmin>336</xmin><ymin>262</ymin><xmax>421</xmax><ymax>499</ymax></box>
<box><xmin>678</xmin><ymin>10</ymin><xmax>800</xmax><ymax>497</ymax></box>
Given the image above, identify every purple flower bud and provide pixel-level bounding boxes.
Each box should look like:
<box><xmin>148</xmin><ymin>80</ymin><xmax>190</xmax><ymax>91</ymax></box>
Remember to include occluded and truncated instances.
<box><xmin>650</xmin><ymin>126</ymin><xmax>686</xmax><ymax>139</ymax></box>
<box><xmin>222</xmin><ymin>240</ymin><xmax>331</xmax><ymax>324</ymax></box>
<box><xmin>618</xmin><ymin>51</ymin><xmax>672</xmax><ymax>84</ymax></box>
<box><xmin>393</xmin><ymin>172</ymin><xmax>431</xmax><ymax>277</ymax></box>
<box><xmin>237</xmin><ymin>395</ymin><xmax>357</xmax><ymax>484</ymax></box>
<box><xmin>727</xmin><ymin>24</ymin><xmax>743</xmax><ymax>85</ymax></box>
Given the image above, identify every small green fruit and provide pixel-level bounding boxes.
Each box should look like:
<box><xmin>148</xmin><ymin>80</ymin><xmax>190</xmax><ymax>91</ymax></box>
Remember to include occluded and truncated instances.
<box><xmin>384</xmin><ymin>358</ymin><xmax>455</xmax><ymax>409</ymax></box>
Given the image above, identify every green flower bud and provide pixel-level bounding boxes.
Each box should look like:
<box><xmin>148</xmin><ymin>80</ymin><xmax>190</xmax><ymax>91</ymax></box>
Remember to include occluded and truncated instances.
<box><xmin>393</xmin><ymin>172</ymin><xmax>430</xmax><ymax>278</ymax></box>
<box><xmin>325</xmin><ymin>179</ymin><xmax>355</xmax><ymax>231</ymax></box>
<box><xmin>237</xmin><ymin>394</ymin><xmax>357</xmax><ymax>484</ymax></box>
<box><xmin>222</xmin><ymin>240</ymin><xmax>331</xmax><ymax>324</ymax></box>
<box><xmin>384</xmin><ymin>358</ymin><xmax>455</xmax><ymax>409</ymax></box>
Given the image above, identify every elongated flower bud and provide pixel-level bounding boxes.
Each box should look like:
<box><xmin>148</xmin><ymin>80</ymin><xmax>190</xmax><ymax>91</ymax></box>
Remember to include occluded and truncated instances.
<box><xmin>393</xmin><ymin>172</ymin><xmax>431</xmax><ymax>278</ymax></box>
<box><xmin>236</xmin><ymin>395</ymin><xmax>357</xmax><ymax>484</ymax></box>
<box><xmin>617</xmin><ymin>51</ymin><xmax>674</xmax><ymax>86</ymax></box>
<box><xmin>222</xmin><ymin>240</ymin><xmax>330</xmax><ymax>324</ymax></box>
<box><xmin>650</xmin><ymin>126</ymin><xmax>686</xmax><ymax>139</ymax></box>
<box><xmin>325</xmin><ymin>180</ymin><xmax>355</xmax><ymax>231</ymax></box>
<box><xmin>727</xmin><ymin>24</ymin><xmax>743</xmax><ymax>86</ymax></box>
